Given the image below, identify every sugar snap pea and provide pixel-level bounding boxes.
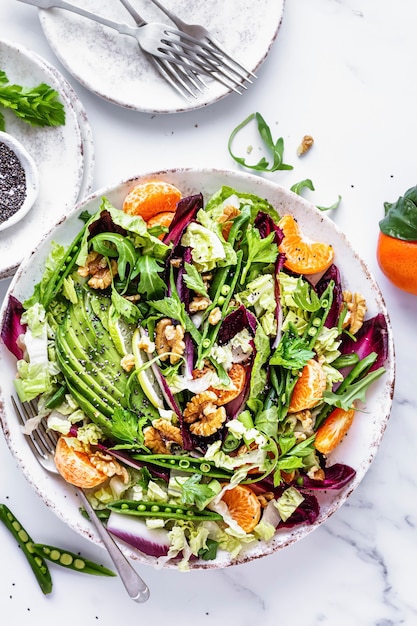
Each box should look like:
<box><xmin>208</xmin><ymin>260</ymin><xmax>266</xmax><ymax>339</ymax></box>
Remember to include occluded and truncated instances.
<box><xmin>0</xmin><ymin>503</ymin><xmax>52</xmax><ymax>594</ymax></box>
<box><xmin>108</xmin><ymin>499</ymin><xmax>222</xmax><ymax>521</ymax></box>
<box><xmin>131</xmin><ymin>453</ymin><xmax>234</xmax><ymax>480</ymax></box>
<box><xmin>33</xmin><ymin>544</ymin><xmax>116</xmax><ymax>577</ymax></box>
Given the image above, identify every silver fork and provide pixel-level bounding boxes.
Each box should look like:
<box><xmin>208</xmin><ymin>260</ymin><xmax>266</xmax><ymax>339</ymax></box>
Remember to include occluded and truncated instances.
<box><xmin>11</xmin><ymin>396</ymin><xmax>150</xmax><ymax>603</ymax></box>
<box><xmin>118</xmin><ymin>0</ymin><xmax>207</xmax><ymax>99</ymax></box>
<box><xmin>146</xmin><ymin>0</ymin><xmax>256</xmax><ymax>88</ymax></box>
<box><xmin>17</xmin><ymin>0</ymin><xmax>213</xmax><ymax>100</ymax></box>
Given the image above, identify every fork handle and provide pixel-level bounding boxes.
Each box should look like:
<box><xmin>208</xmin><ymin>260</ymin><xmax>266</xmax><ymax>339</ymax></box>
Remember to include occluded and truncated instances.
<box><xmin>147</xmin><ymin>0</ymin><xmax>187</xmax><ymax>30</ymax></box>
<box><xmin>78</xmin><ymin>489</ymin><xmax>150</xmax><ymax>603</ymax></box>
<box><xmin>17</xmin><ymin>0</ymin><xmax>145</xmax><ymax>32</ymax></box>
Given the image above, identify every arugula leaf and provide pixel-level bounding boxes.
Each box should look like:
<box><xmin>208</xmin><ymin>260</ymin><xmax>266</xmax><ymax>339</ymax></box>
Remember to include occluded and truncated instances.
<box><xmin>179</xmin><ymin>474</ymin><xmax>215</xmax><ymax>508</ymax></box>
<box><xmin>290</xmin><ymin>179</ymin><xmax>315</xmax><ymax>195</ymax></box>
<box><xmin>323</xmin><ymin>367</ymin><xmax>386</xmax><ymax>410</ymax></box>
<box><xmin>135</xmin><ymin>255</ymin><xmax>165</xmax><ymax>299</ymax></box>
<box><xmin>240</xmin><ymin>227</ymin><xmax>278</xmax><ymax>284</ymax></box>
<box><xmin>183</xmin><ymin>262</ymin><xmax>209</xmax><ymax>297</ymax></box>
<box><xmin>270</xmin><ymin>325</ymin><xmax>315</xmax><ymax>369</ymax></box>
<box><xmin>228</xmin><ymin>112</ymin><xmax>293</xmax><ymax>172</ymax></box>
<box><xmin>291</xmin><ymin>179</ymin><xmax>342</xmax><ymax>212</ymax></box>
<box><xmin>0</xmin><ymin>70</ymin><xmax>65</xmax><ymax>128</ymax></box>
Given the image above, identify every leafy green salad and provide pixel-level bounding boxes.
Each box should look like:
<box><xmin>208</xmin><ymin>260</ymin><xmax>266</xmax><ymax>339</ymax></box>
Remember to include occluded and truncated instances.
<box><xmin>2</xmin><ymin>182</ymin><xmax>389</xmax><ymax>569</ymax></box>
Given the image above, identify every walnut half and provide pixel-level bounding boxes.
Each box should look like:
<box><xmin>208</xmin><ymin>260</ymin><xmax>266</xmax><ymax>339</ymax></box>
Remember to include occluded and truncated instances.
<box><xmin>155</xmin><ymin>318</ymin><xmax>185</xmax><ymax>364</ymax></box>
<box><xmin>342</xmin><ymin>291</ymin><xmax>367</xmax><ymax>334</ymax></box>
<box><xmin>183</xmin><ymin>391</ymin><xmax>226</xmax><ymax>437</ymax></box>
<box><xmin>144</xmin><ymin>418</ymin><xmax>183</xmax><ymax>454</ymax></box>
<box><xmin>78</xmin><ymin>251</ymin><xmax>118</xmax><ymax>290</ymax></box>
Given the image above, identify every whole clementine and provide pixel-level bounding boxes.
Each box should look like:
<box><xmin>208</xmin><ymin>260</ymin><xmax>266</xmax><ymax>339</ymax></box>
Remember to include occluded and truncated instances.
<box><xmin>376</xmin><ymin>231</ymin><xmax>417</xmax><ymax>295</ymax></box>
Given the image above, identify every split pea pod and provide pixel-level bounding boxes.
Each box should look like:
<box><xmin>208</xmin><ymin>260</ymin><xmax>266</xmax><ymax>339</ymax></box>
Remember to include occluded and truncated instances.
<box><xmin>0</xmin><ymin>503</ymin><xmax>52</xmax><ymax>594</ymax></box>
<box><xmin>132</xmin><ymin>452</ymin><xmax>234</xmax><ymax>480</ymax></box>
<box><xmin>33</xmin><ymin>544</ymin><xmax>116</xmax><ymax>577</ymax></box>
<box><xmin>108</xmin><ymin>499</ymin><xmax>222</xmax><ymax>521</ymax></box>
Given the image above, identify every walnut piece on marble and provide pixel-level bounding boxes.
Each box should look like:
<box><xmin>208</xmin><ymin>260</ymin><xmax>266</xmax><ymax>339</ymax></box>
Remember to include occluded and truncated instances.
<box><xmin>297</xmin><ymin>135</ymin><xmax>314</xmax><ymax>156</ymax></box>
<box><xmin>342</xmin><ymin>291</ymin><xmax>367</xmax><ymax>334</ymax></box>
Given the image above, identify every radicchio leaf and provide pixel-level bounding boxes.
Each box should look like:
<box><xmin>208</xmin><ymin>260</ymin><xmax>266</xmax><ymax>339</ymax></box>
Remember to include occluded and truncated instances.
<box><xmin>217</xmin><ymin>305</ymin><xmax>257</xmax><ymax>345</ymax></box>
<box><xmin>315</xmin><ymin>264</ymin><xmax>343</xmax><ymax>328</ymax></box>
<box><xmin>339</xmin><ymin>313</ymin><xmax>389</xmax><ymax>371</ymax></box>
<box><xmin>1</xmin><ymin>294</ymin><xmax>26</xmax><ymax>359</ymax></box>
<box><xmin>280</xmin><ymin>491</ymin><xmax>320</xmax><ymax>527</ymax></box>
<box><xmin>163</xmin><ymin>193</ymin><xmax>203</xmax><ymax>247</ymax></box>
<box><xmin>298</xmin><ymin>463</ymin><xmax>356</xmax><ymax>490</ymax></box>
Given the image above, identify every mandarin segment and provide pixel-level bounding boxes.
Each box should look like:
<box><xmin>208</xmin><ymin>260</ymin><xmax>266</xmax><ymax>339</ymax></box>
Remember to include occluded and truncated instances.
<box><xmin>278</xmin><ymin>214</ymin><xmax>334</xmax><ymax>274</ymax></box>
<box><xmin>314</xmin><ymin>407</ymin><xmax>355</xmax><ymax>455</ymax></box>
<box><xmin>288</xmin><ymin>358</ymin><xmax>327</xmax><ymax>413</ymax></box>
<box><xmin>54</xmin><ymin>436</ymin><xmax>108</xmax><ymax>489</ymax></box>
<box><xmin>221</xmin><ymin>484</ymin><xmax>261</xmax><ymax>533</ymax></box>
<box><xmin>192</xmin><ymin>363</ymin><xmax>246</xmax><ymax>406</ymax></box>
<box><xmin>122</xmin><ymin>181</ymin><xmax>182</xmax><ymax>221</ymax></box>
<box><xmin>376</xmin><ymin>232</ymin><xmax>417</xmax><ymax>295</ymax></box>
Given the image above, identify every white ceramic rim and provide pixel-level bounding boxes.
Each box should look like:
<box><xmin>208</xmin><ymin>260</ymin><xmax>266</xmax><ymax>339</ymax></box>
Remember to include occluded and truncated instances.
<box><xmin>0</xmin><ymin>167</ymin><xmax>396</xmax><ymax>569</ymax></box>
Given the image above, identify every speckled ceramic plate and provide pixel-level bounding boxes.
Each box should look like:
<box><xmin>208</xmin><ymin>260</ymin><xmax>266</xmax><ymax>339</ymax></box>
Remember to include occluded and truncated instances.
<box><xmin>0</xmin><ymin>39</ymin><xmax>95</xmax><ymax>280</ymax></box>
<box><xmin>0</xmin><ymin>168</ymin><xmax>395</xmax><ymax>570</ymax></box>
<box><xmin>36</xmin><ymin>0</ymin><xmax>285</xmax><ymax>113</ymax></box>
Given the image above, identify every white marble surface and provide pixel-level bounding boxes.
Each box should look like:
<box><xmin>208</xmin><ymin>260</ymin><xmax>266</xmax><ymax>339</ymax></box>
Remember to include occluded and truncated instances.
<box><xmin>1</xmin><ymin>0</ymin><xmax>417</xmax><ymax>624</ymax></box>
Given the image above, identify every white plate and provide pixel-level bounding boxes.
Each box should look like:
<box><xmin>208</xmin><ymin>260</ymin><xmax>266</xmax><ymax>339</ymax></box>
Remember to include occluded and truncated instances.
<box><xmin>0</xmin><ymin>168</ymin><xmax>395</xmax><ymax>569</ymax></box>
<box><xmin>0</xmin><ymin>39</ymin><xmax>94</xmax><ymax>280</ymax></box>
<box><xmin>37</xmin><ymin>0</ymin><xmax>285</xmax><ymax>113</ymax></box>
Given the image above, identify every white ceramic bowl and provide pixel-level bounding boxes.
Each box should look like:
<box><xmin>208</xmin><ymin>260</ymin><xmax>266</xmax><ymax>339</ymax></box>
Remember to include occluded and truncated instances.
<box><xmin>0</xmin><ymin>131</ymin><xmax>39</xmax><ymax>233</ymax></box>
<box><xmin>0</xmin><ymin>168</ymin><xmax>395</xmax><ymax>569</ymax></box>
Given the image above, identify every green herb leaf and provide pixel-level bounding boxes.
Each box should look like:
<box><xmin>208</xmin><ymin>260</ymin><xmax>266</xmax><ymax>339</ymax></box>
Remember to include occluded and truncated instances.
<box><xmin>240</xmin><ymin>227</ymin><xmax>278</xmax><ymax>284</ymax></box>
<box><xmin>270</xmin><ymin>325</ymin><xmax>315</xmax><ymax>369</ymax></box>
<box><xmin>111</xmin><ymin>288</ymin><xmax>141</xmax><ymax>324</ymax></box>
<box><xmin>198</xmin><ymin>538</ymin><xmax>219</xmax><ymax>561</ymax></box>
<box><xmin>379</xmin><ymin>185</ymin><xmax>417</xmax><ymax>241</ymax></box>
<box><xmin>228</xmin><ymin>112</ymin><xmax>293</xmax><ymax>172</ymax></box>
<box><xmin>180</xmin><ymin>474</ymin><xmax>215</xmax><ymax>508</ymax></box>
<box><xmin>110</xmin><ymin>406</ymin><xmax>147</xmax><ymax>446</ymax></box>
<box><xmin>183</xmin><ymin>262</ymin><xmax>209</xmax><ymax>296</ymax></box>
<box><xmin>0</xmin><ymin>70</ymin><xmax>65</xmax><ymax>128</ymax></box>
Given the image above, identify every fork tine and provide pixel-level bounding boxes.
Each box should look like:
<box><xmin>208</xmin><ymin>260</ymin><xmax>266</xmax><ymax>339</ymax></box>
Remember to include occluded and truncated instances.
<box><xmin>162</xmin><ymin>47</ymin><xmax>246</xmax><ymax>94</ymax></box>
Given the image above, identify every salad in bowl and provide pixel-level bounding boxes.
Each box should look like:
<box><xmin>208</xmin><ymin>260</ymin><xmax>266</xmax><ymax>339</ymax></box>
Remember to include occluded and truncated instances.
<box><xmin>0</xmin><ymin>169</ymin><xmax>394</xmax><ymax>570</ymax></box>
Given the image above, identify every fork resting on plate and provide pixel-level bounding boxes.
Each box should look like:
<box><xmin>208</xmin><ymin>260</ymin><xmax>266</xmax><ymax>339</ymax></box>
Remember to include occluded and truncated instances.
<box><xmin>12</xmin><ymin>396</ymin><xmax>150</xmax><ymax>603</ymax></box>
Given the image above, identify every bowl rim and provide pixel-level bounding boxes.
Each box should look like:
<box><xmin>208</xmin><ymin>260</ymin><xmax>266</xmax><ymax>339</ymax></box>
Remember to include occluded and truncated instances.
<box><xmin>0</xmin><ymin>166</ymin><xmax>396</xmax><ymax>569</ymax></box>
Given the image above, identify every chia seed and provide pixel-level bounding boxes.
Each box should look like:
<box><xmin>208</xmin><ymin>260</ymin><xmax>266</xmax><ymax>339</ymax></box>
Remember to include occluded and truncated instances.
<box><xmin>0</xmin><ymin>141</ymin><xmax>27</xmax><ymax>224</ymax></box>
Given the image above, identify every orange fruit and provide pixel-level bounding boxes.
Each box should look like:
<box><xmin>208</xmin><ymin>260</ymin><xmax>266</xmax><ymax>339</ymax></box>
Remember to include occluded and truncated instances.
<box><xmin>314</xmin><ymin>407</ymin><xmax>355</xmax><ymax>455</ymax></box>
<box><xmin>122</xmin><ymin>181</ymin><xmax>182</xmax><ymax>222</ymax></box>
<box><xmin>376</xmin><ymin>232</ymin><xmax>417</xmax><ymax>295</ymax></box>
<box><xmin>288</xmin><ymin>358</ymin><xmax>327</xmax><ymax>413</ymax></box>
<box><xmin>278</xmin><ymin>214</ymin><xmax>334</xmax><ymax>275</ymax></box>
<box><xmin>147</xmin><ymin>211</ymin><xmax>175</xmax><ymax>240</ymax></box>
<box><xmin>54</xmin><ymin>436</ymin><xmax>108</xmax><ymax>489</ymax></box>
<box><xmin>193</xmin><ymin>363</ymin><xmax>246</xmax><ymax>406</ymax></box>
<box><xmin>221</xmin><ymin>484</ymin><xmax>261</xmax><ymax>533</ymax></box>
